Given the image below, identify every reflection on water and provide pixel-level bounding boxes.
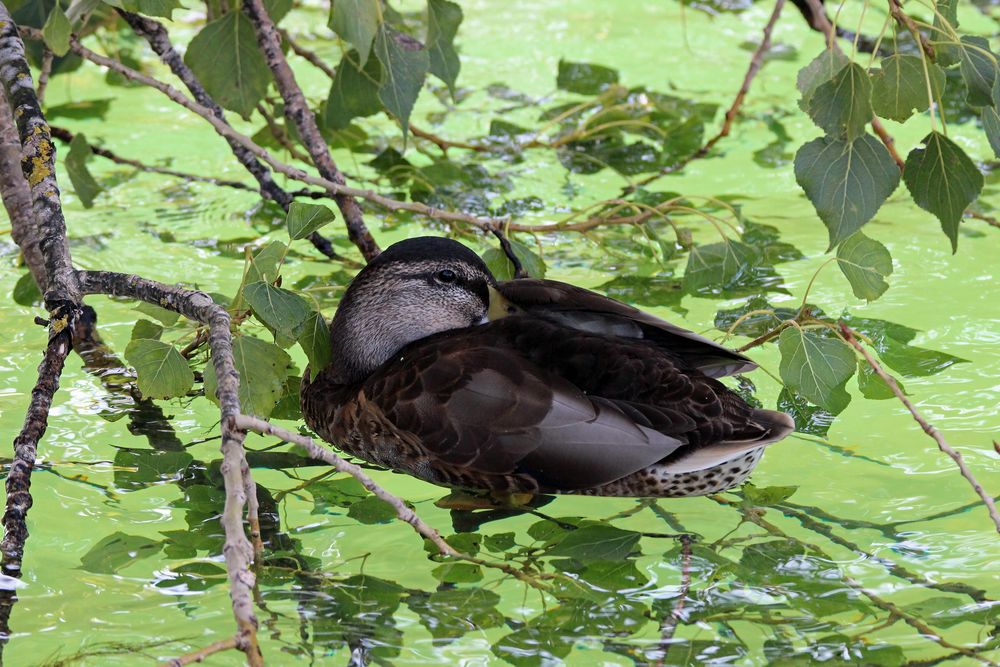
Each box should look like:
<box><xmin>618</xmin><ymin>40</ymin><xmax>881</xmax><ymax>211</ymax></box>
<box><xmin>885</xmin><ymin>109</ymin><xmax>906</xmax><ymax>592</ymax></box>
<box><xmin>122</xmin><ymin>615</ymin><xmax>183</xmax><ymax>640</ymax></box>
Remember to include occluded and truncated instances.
<box><xmin>1</xmin><ymin>0</ymin><xmax>998</xmax><ymax>664</ymax></box>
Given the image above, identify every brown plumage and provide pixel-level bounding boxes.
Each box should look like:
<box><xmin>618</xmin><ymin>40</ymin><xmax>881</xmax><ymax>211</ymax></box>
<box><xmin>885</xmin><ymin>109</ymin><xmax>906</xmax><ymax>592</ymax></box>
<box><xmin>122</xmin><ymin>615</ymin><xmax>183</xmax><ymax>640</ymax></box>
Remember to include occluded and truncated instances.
<box><xmin>301</xmin><ymin>236</ymin><xmax>794</xmax><ymax>497</ymax></box>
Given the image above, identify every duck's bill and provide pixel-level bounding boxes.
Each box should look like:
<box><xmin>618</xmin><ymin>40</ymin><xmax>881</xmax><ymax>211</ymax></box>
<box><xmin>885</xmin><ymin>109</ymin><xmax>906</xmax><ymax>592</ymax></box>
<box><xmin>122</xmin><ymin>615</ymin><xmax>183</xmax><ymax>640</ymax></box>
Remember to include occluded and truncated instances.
<box><xmin>486</xmin><ymin>285</ymin><xmax>519</xmax><ymax>321</ymax></box>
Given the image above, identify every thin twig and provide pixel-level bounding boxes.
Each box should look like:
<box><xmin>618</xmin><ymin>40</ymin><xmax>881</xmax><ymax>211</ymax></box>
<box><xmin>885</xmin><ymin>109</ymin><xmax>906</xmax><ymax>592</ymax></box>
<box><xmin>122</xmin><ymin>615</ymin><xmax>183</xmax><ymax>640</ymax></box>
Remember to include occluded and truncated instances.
<box><xmin>35</xmin><ymin>48</ymin><xmax>53</xmax><ymax>105</ymax></box>
<box><xmin>160</xmin><ymin>636</ymin><xmax>239</xmax><ymax>667</ymax></box>
<box><xmin>490</xmin><ymin>226</ymin><xmax>527</xmax><ymax>278</ymax></box>
<box><xmin>840</xmin><ymin>323</ymin><xmax>1000</xmax><ymax>534</ymax></box>
<box><xmin>887</xmin><ymin>0</ymin><xmax>936</xmax><ymax>61</ymax></box>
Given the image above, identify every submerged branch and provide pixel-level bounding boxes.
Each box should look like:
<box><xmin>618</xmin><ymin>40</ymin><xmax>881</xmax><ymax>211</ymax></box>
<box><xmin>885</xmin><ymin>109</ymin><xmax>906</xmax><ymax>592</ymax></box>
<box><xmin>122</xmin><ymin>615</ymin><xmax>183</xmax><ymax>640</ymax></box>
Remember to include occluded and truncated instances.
<box><xmin>160</xmin><ymin>636</ymin><xmax>239</xmax><ymax>667</ymax></box>
<box><xmin>840</xmin><ymin>324</ymin><xmax>1000</xmax><ymax>535</ymax></box>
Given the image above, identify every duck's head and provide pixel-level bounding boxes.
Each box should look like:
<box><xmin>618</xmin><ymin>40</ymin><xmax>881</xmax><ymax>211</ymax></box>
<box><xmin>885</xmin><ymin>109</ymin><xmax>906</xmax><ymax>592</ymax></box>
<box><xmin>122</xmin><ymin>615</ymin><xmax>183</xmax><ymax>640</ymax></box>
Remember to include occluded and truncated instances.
<box><xmin>328</xmin><ymin>236</ymin><xmax>499</xmax><ymax>383</ymax></box>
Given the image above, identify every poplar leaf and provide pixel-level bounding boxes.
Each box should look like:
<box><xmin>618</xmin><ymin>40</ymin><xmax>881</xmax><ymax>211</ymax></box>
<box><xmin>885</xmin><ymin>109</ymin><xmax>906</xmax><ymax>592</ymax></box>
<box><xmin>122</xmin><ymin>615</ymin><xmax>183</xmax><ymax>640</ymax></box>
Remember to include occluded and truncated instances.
<box><xmin>243</xmin><ymin>281</ymin><xmax>312</xmax><ymax>341</ymax></box>
<box><xmin>65</xmin><ymin>133</ymin><xmax>103</xmax><ymax>208</ymax></box>
<box><xmin>203</xmin><ymin>335</ymin><xmax>291</xmax><ymax>418</ymax></box>
<box><xmin>124</xmin><ymin>339</ymin><xmax>194</xmax><ymax>400</ymax></box>
<box><xmin>286</xmin><ymin>202</ymin><xmax>336</xmax><ymax>240</ymax></box>
<box><xmin>329</xmin><ymin>0</ymin><xmax>380</xmax><ymax>65</ymax></box>
<box><xmin>42</xmin><ymin>3</ymin><xmax>71</xmax><ymax>56</ymax></box>
<box><xmin>184</xmin><ymin>12</ymin><xmax>270</xmax><ymax>118</ymax></box>
<box><xmin>797</xmin><ymin>49</ymin><xmax>849</xmax><ymax>111</ymax></box>
<box><xmin>958</xmin><ymin>36</ymin><xmax>997</xmax><ymax>107</ymax></box>
<box><xmin>870</xmin><ymin>55</ymin><xmax>944</xmax><ymax>122</ymax></box>
<box><xmin>298</xmin><ymin>311</ymin><xmax>332</xmax><ymax>381</ymax></box>
<box><xmin>807</xmin><ymin>63</ymin><xmax>873</xmax><ymax>140</ymax></box>
<box><xmin>778</xmin><ymin>328</ymin><xmax>856</xmax><ymax>414</ymax></box>
<box><xmin>903</xmin><ymin>132</ymin><xmax>983</xmax><ymax>253</ymax></box>
<box><xmin>374</xmin><ymin>26</ymin><xmax>429</xmax><ymax>138</ymax></box>
<box><xmin>836</xmin><ymin>231</ymin><xmax>893</xmax><ymax>302</ymax></box>
<box><xmin>426</xmin><ymin>0</ymin><xmax>462</xmax><ymax>96</ymax></box>
<box><xmin>325</xmin><ymin>49</ymin><xmax>383</xmax><ymax>129</ymax></box>
<box><xmin>794</xmin><ymin>134</ymin><xmax>900</xmax><ymax>249</ymax></box>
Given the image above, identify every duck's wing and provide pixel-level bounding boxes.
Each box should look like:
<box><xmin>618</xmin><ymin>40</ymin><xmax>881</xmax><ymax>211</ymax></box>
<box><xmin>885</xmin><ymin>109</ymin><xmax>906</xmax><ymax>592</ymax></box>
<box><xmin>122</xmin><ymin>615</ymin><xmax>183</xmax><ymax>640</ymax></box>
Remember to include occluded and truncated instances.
<box><xmin>363</xmin><ymin>339</ymin><xmax>684</xmax><ymax>491</ymax></box>
<box><xmin>496</xmin><ymin>279</ymin><xmax>755</xmax><ymax>378</ymax></box>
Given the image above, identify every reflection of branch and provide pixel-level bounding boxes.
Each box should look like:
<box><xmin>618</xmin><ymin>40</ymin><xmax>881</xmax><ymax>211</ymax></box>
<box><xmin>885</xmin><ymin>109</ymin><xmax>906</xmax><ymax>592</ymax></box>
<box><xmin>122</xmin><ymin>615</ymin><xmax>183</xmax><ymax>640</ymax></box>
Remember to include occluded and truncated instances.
<box><xmin>654</xmin><ymin>534</ymin><xmax>693</xmax><ymax>665</ymax></box>
<box><xmin>243</xmin><ymin>0</ymin><xmax>380</xmax><ymax>261</ymax></box>
<box><xmin>840</xmin><ymin>323</ymin><xmax>1000</xmax><ymax>534</ymax></box>
<box><xmin>159</xmin><ymin>636</ymin><xmax>238</xmax><ymax>667</ymax></box>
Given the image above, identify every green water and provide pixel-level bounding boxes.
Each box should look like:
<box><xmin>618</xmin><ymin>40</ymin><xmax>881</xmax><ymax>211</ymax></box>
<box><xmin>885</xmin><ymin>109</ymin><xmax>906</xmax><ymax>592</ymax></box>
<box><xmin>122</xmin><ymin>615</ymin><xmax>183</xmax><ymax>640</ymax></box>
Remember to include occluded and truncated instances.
<box><xmin>1</xmin><ymin>0</ymin><xmax>999</xmax><ymax>664</ymax></box>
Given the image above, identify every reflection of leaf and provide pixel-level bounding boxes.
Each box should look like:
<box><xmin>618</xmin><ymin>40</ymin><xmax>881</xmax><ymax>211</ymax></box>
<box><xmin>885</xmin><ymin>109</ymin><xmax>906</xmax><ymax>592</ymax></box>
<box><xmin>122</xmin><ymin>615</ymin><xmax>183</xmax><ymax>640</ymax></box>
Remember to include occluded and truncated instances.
<box><xmin>777</xmin><ymin>388</ymin><xmax>835</xmax><ymax>437</ymax></box>
<box><xmin>556</xmin><ymin>60</ymin><xmax>619</xmax><ymax>94</ymax></box>
<box><xmin>794</xmin><ymin>134</ymin><xmax>900</xmax><ymax>250</ymax></box>
<box><xmin>903</xmin><ymin>131</ymin><xmax>983</xmax><ymax>253</ymax></box>
<box><xmin>80</xmin><ymin>532</ymin><xmax>162</xmax><ymax>574</ymax></box>
<box><xmin>840</xmin><ymin>315</ymin><xmax>967</xmax><ymax>378</ymax></box>
<box><xmin>410</xmin><ymin>588</ymin><xmax>503</xmax><ymax>639</ymax></box>
<box><xmin>857</xmin><ymin>361</ymin><xmax>904</xmax><ymax>400</ymax></box>
<box><xmin>683</xmin><ymin>239</ymin><xmax>758</xmax><ymax>295</ymax></box>
<box><xmin>430</xmin><ymin>562</ymin><xmax>482</xmax><ymax>583</ymax></box>
<box><xmin>347</xmin><ymin>496</ymin><xmax>398</xmax><ymax>524</ymax></box>
<box><xmin>547</xmin><ymin>525</ymin><xmax>641</xmax><ymax>561</ymax></box>
<box><xmin>836</xmin><ymin>231</ymin><xmax>893</xmax><ymax>302</ymax></box>
<box><xmin>600</xmin><ymin>275</ymin><xmax>687</xmax><ymax>314</ymax></box>
<box><xmin>742</xmin><ymin>483</ymin><xmax>798</xmax><ymax>506</ymax></box>
<box><xmin>778</xmin><ymin>327</ymin><xmax>855</xmax><ymax>414</ymax></box>
<box><xmin>13</xmin><ymin>272</ymin><xmax>42</xmax><ymax>307</ymax></box>
<box><xmin>113</xmin><ymin>448</ymin><xmax>194</xmax><ymax>491</ymax></box>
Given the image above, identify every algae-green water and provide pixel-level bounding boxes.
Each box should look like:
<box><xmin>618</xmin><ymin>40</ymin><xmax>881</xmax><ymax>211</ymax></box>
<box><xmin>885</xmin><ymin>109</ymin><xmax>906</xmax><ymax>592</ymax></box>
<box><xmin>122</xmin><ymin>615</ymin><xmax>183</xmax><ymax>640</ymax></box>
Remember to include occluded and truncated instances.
<box><xmin>1</xmin><ymin>0</ymin><xmax>998</xmax><ymax>664</ymax></box>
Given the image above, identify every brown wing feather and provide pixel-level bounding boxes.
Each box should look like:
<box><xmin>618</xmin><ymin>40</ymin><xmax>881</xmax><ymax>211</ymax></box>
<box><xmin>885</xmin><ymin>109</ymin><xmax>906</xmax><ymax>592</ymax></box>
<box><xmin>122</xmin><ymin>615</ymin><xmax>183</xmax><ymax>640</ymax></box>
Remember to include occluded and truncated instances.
<box><xmin>497</xmin><ymin>279</ymin><xmax>756</xmax><ymax>377</ymax></box>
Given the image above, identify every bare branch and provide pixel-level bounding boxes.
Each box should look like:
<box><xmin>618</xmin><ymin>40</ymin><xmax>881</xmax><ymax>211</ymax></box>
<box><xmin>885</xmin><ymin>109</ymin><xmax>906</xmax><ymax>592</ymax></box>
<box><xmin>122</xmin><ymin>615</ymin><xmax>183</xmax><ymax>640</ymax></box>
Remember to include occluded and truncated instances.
<box><xmin>840</xmin><ymin>323</ymin><xmax>1000</xmax><ymax>534</ymax></box>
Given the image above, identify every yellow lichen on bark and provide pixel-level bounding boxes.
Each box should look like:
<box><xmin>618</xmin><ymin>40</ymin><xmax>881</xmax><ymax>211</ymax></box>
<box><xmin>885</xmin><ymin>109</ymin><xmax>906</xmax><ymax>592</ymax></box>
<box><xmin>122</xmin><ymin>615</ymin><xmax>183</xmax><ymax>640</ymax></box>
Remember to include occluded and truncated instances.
<box><xmin>27</xmin><ymin>128</ymin><xmax>52</xmax><ymax>187</ymax></box>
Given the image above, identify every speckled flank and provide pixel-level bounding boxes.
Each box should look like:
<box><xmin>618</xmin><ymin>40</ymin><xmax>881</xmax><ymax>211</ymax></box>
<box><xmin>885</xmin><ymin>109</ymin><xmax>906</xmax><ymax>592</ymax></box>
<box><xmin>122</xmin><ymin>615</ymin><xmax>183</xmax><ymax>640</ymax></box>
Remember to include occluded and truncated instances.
<box><xmin>577</xmin><ymin>448</ymin><xmax>765</xmax><ymax>497</ymax></box>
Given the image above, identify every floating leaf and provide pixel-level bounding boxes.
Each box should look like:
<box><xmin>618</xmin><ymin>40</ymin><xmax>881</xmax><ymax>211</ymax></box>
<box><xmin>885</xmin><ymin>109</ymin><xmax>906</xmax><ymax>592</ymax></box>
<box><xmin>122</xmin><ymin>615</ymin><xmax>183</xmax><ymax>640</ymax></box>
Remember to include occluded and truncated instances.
<box><xmin>743</xmin><ymin>483</ymin><xmax>798</xmax><ymax>506</ymax></box>
<box><xmin>431</xmin><ymin>562</ymin><xmax>482</xmax><ymax>584</ymax></box>
<box><xmin>124</xmin><ymin>339</ymin><xmax>194</xmax><ymax>400</ymax></box>
<box><xmin>836</xmin><ymin>231</ymin><xmax>893</xmax><ymax>302</ymax></box>
<box><xmin>794</xmin><ymin>134</ymin><xmax>899</xmax><ymax>250</ymax></box>
<box><xmin>903</xmin><ymin>131</ymin><xmax>983</xmax><ymax>253</ymax></box>
<box><xmin>481</xmin><ymin>238</ymin><xmax>546</xmax><ymax>280</ymax></box>
<box><xmin>204</xmin><ymin>335</ymin><xmax>291</xmax><ymax>418</ymax></box>
<box><xmin>870</xmin><ymin>55</ymin><xmax>945</xmax><ymax>122</ymax></box>
<box><xmin>374</xmin><ymin>25</ymin><xmax>429</xmax><ymax>138</ymax></box>
<box><xmin>243</xmin><ymin>281</ymin><xmax>311</xmax><ymax>342</ymax></box>
<box><xmin>546</xmin><ymin>525</ymin><xmax>641</xmax><ymax>561</ymax></box>
<box><xmin>682</xmin><ymin>239</ymin><xmax>758</xmax><ymax>295</ymax></box>
<box><xmin>130</xmin><ymin>319</ymin><xmax>163</xmax><ymax>341</ymax></box>
<box><xmin>556</xmin><ymin>60</ymin><xmax>619</xmax><ymax>94</ymax></box>
<box><xmin>347</xmin><ymin>496</ymin><xmax>397</xmax><ymax>524</ymax></box>
<box><xmin>426</xmin><ymin>0</ymin><xmax>462</xmax><ymax>96</ymax></box>
<box><xmin>298</xmin><ymin>311</ymin><xmax>332</xmax><ymax>381</ymax></box>
<box><xmin>329</xmin><ymin>0</ymin><xmax>380</xmax><ymax>65</ymax></box>
<box><xmin>807</xmin><ymin>63</ymin><xmax>873</xmax><ymax>140</ymax></box>
<box><xmin>958</xmin><ymin>36</ymin><xmax>997</xmax><ymax>107</ymax></box>
<box><xmin>325</xmin><ymin>49</ymin><xmax>383</xmax><ymax>130</ymax></box>
<box><xmin>483</xmin><ymin>532</ymin><xmax>516</xmax><ymax>552</ymax></box>
<box><xmin>778</xmin><ymin>327</ymin><xmax>856</xmax><ymax>414</ymax></box>
<box><xmin>65</xmin><ymin>133</ymin><xmax>102</xmax><ymax>208</ymax></box>
<box><xmin>286</xmin><ymin>202</ymin><xmax>336</xmax><ymax>240</ymax></box>
<box><xmin>42</xmin><ymin>2</ymin><xmax>71</xmax><ymax>56</ymax></box>
<box><xmin>79</xmin><ymin>532</ymin><xmax>162</xmax><ymax>574</ymax></box>
<box><xmin>797</xmin><ymin>49</ymin><xmax>849</xmax><ymax>111</ymax></box>
<box><xmin>184</xmin><ymin>12</ymin><xmax>269</xmax><ymax>118</ymax></box>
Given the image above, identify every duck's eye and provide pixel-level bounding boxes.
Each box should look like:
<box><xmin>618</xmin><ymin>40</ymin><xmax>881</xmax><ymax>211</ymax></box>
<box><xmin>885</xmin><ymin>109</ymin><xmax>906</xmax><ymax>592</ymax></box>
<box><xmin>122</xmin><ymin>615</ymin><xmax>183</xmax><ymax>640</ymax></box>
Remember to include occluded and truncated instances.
<box><xmin>435</xmin><ymin>269</ymin><xmax>457</xmax><ymax>284</ymax></box>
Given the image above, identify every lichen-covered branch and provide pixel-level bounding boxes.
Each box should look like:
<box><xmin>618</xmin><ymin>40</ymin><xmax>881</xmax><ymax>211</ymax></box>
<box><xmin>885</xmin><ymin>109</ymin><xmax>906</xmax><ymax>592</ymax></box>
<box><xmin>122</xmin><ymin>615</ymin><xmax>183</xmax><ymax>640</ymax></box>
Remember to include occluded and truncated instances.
<box><xmin>0</xmin><ymin>86</ymin><xmax>43</xmax><ymax>290</ymax></box>
<box><xmin>840</xmin><ymin>324</ymin><xmax>1000</xmax><ymax>535</ymax></box>
<box><xmin>78</xmin><ymin>270</ymin><xmax>263</xmax><ymax>665</ymax></box>
<box><xmin>242</xmin><ymin>0</ymin><xmax>380</xmax><ymax>261</ymax></box>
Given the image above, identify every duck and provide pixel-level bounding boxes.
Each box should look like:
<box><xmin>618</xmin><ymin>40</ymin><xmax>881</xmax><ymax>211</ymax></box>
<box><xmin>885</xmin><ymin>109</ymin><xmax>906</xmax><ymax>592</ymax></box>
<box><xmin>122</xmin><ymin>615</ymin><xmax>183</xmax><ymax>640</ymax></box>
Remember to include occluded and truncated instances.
<box><xmin>300</xmin><ymin>236</ymin><xmax>794</xmax><ymax>498</ymax></box>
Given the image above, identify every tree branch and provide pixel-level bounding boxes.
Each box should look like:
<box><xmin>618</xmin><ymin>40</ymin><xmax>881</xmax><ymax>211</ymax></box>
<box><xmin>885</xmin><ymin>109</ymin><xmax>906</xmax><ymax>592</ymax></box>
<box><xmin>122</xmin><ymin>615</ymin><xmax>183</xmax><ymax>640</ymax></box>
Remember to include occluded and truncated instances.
<box><xmin>242</xmin><ymin>0</ymin><xmax>379</xmax><ymax>261</ymax></box>
<box><xmin>840</xmin><ymin>323</ymin><xmax>1000</xmax><ymax>534</ymax></box>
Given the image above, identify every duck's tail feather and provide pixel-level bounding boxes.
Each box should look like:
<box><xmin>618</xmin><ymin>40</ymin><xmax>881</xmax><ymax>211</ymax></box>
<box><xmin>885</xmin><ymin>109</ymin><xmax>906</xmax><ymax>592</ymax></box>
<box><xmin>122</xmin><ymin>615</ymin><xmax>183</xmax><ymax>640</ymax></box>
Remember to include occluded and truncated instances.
<box><xmin>659</xmin><ymin>409</ymin><xmax>795</xmax><ymax>474</ymax></box>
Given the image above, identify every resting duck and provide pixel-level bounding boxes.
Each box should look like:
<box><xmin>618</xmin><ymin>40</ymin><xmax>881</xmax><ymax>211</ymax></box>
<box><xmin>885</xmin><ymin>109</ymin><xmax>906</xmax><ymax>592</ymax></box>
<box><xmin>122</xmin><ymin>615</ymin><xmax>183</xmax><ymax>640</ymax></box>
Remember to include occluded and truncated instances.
<box><xmin>301</xmin><ymin>236</ymin><xmax>794</xmax><ymax>497</ymax></box>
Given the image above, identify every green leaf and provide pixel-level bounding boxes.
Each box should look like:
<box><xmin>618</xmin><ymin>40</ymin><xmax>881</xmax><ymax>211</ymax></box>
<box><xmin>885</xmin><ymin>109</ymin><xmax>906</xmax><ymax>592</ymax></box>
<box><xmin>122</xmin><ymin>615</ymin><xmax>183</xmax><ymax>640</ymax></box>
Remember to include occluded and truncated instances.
<box><xmin>797</xmin><ymin>49</ymin><xmax>849</xmax><ymax>111</ymax></box>
<box><xmin>325</xmin><ymin>49</ymin><xmax>383</xmax><ymax>130</ymax></box>
<box><xmin>79</xmin><ymin>532</ymin><xmax>162</xmax><ymax>574</ymax></box>
<box><xmin>65</xmin><ymin>133</ymin><xmax>102</xmax><ymax>208</ymax></box>
<box><xmin>374</xmin><ymin>26</ymin><xmax>429</xmax><ymax>137</ymax></box>
<box><xmin>183</xmin><ymin>12</ymin><xmax>270</xmax><ymax>118</ymax></box>
<box><xmin>329</xmin><ymin>0</ymin><xmax>380</xmax><ymax>65</ymax></box>
<box><xmin>742</xmin><ymin>483</ymin><xmax>798</xmax><ymax>506</ymax></box>
<box><xmin>958</xmin><ymin>36</ymin><xmax>997</xmax><ymax>107</ymax></box>
<box><xmin>546</xmin><ymin>525</ymin><xmax>641</xmax><ymax>561</ymax></box>
<box><xmin>794</xmin><ymin>134</ymin><xmax>900</xmax><ymax>250</ymax></box>
<box><xmin>870</xmin><ymin>55</ymin><xmax>945</xmax><ymax>122</ymax></box>
<box><xmin>778</xmin><ymin>327</ymin><xmax>856</xmax><ymax>414</ymax></box>
<box><xmin>42</xmin><ymin>2</ymin><xmax>71</xmax><ymax>56</ymax></box>
<box><xmin>135</xmin><ymin>301</ymin><xmax>180</xmax><ymax>326</ymax></box>
<box><xmin>243</xmin><ymin>281</ymin><xmax>312</xmax><ymax>341</ymax></box>
<box><xmin>841</xmin><ymin>314</ymin><xmax>967</xmax><ymax>378</ymax></box>
<box><xmin>983</xmin><ymin>105</ymin><xmax>1000</xmax><ymax>159</ymax></box>
<box><xmin>777</xmin><ymin>388</ymin><xmax>834</xmax><ymax>437</ymax></box>
<box><xmin>682</xmin><ymin>239</ymin><xmax>758</xmax><ymax>295</ymax></box>
<box><xmin>857</xmin><ymin>361</ymin><xmax>904</xmax><ymax>400</ymax></box>
<box><xmin>347</xmin><ymin>496</ymin><xmax>398</xmax><ymax>524</ymax></box>
<box><xmin>807</xmin><ymin>63</ymin><xmax>873</xmax><ymax>140</ymax></box>
<box><xmin>932</xmin><ymin>0</ymin><xmax>960</xmax><ymax>67</ymax></box>
<box><xmin>108</xmin><ymin>0</ymin><xmax>186</xmax><ymax>20</ymax></box>
<box><xmin>204</xmin><ymin>334</ymin><xmax>291</xmax><ymax>418</ymax></box>
<box><xmin>483</xmin><ymin>532</ymin><xmax>516</xmax><ymax>552</ymax></box>
<box><xmin>130</xmin><ymin>319</ymin><xmax>163</xmax><ymax>341</ymax></box>
<box><xmin>298</xmin><ymin>311</ymin><xmax>332</xmax><ymax>381</ymax></box>
<box><xmin>556</xmin><ymin>60</ymin><xmax>619</xmax><ymax>94</ymax></box>
<box><xmin>113</xmin><ymin>448</ymin><xmax>193</xmax><ymax>490</ymax></box>
<box><xmin>242</xmin><ymin>241</ymin><xmax>286</xmax><ymax>288</ymax></box>
<box><xmin>285</xmin><ymin>202</ymin><xmax>336</xmax><ymax>240</ymax></box>
<box><xmin>125</xmin><ymin>339</ymin><xmax>195</xmax><ymax>400</ymax></box>
<box><xmin>903</xmin><ymin>131</ymin><xmax>983</xmax><ymax>253</ymax></box>
<box><xmin>426</xmin><ymin>0</ymin><xmax>462</xmax><ymax>96</ymax></box>
<box><xmin>431</xmin><ymin>562</ymin><xmax>482</xmax><ymax>583</ymax></box>
<box><xmin>262</xmin><ymin>0</ymin><xmax>292</xmax><ymax>23</ymax></box>
<box><xmin>481</xmin><ymin>238</ymin><xmax>546</xmax><ymax>280</ymax></box>
<box><xmin>836</xmin><ymin>231</ymin><xmax>893</xmax><ymax>302</ymax></box>
<box><xmin>12</xmin><ymin>272</ymin><xmax>41</xmax><ymax>307</ymax></box>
